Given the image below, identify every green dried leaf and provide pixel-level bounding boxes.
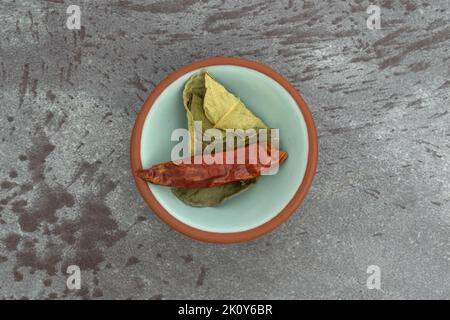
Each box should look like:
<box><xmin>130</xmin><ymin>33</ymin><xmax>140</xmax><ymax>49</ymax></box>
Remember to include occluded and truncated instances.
<box><xmin>173</xmin><ymin>70</ymin><xmax>269</xmax><ymax>207</ymax></box>
<box><xmin>172</xmin><ymin>179</ymin><xmax>256</xmax><ymax>207</ymax></box>
<box><xmin>203</xmin><ymin>73</ymin><xmax>268</xmax><ymax>130</ymax></box>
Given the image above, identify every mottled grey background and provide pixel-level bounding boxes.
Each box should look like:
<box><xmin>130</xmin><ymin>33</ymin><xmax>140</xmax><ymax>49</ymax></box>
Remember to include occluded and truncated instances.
<box><xmin>0</xmin><ymin>0</ymin><xmax>449</xmax><ymax>300</ymax></box>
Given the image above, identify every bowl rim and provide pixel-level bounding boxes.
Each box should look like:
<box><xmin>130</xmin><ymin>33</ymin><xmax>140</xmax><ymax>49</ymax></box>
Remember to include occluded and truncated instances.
<box><xmin>130</xmin><ymin>57</ymin><xmax>318</xmax><ymax>243</ymax></box>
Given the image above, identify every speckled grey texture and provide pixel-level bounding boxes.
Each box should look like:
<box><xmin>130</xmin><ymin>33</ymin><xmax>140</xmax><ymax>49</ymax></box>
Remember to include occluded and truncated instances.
<box><xmin>0</xmin><ymin>0</ymin><xmax>449</xmax><ymax>300</ymax></box>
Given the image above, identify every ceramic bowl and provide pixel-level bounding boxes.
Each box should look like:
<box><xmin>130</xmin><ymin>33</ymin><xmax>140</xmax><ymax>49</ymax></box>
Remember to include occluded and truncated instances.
<box><xmin>130</xmin><ymin>57</ymin><xmax>317</xmax><ymax>243</ymax></box>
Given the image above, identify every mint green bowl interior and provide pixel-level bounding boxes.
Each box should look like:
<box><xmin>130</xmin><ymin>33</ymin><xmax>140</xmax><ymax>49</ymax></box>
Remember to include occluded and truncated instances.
<box><xmin>140</xmin><ymin>65</ymin><xmax>308</xmax><ymax>233</ymax></box>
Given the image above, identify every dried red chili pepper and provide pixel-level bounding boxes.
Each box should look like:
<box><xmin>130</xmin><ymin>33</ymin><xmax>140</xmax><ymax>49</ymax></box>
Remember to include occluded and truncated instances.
<box><xmin>137</xmin><ymin>143</ymin><xmax>288</xmax><ymax>188</ymax></box>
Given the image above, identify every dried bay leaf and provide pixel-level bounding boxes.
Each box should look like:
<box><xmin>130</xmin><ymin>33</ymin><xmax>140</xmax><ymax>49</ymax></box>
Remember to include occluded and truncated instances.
<box><xmin>172</xmin><ymin>179</ymin><xmax>256</xmax><ymax>208</ymax></box>
<box><xmin>173</xmin><ymin>70</ymin><xmax>269</xmax><ymax>207</ymax></box>
<box><xmin>203</xmin><ymin>73</ymin><xmax>268</xmax><ymax>130</ymax></box>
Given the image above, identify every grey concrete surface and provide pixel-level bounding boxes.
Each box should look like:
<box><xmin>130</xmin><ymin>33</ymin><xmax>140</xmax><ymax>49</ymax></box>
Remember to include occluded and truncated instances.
<box><xmin>0</xmin><ymin>0</ymin><xmax>449</xmax><ymax>300</ymax></box>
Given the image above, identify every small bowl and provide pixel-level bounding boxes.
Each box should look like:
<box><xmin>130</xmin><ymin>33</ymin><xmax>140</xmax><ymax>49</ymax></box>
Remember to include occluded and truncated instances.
<box><xmin>130</xmin><ymin>57</ymin><xmax>318</xmax><ymax>243</ymax></box>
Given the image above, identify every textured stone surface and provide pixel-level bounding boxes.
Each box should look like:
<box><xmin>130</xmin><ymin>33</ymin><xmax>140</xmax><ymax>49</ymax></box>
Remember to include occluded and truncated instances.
<box><xmin>0</xmin><ymin>0</ymin><xmax>449</xmax><ymax>300</ymax></box>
